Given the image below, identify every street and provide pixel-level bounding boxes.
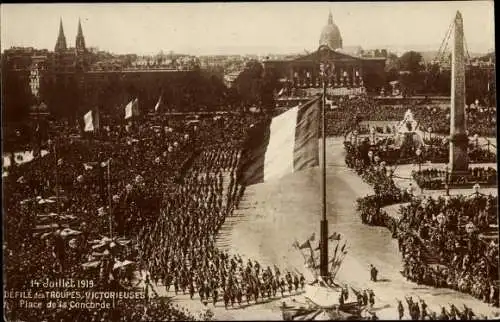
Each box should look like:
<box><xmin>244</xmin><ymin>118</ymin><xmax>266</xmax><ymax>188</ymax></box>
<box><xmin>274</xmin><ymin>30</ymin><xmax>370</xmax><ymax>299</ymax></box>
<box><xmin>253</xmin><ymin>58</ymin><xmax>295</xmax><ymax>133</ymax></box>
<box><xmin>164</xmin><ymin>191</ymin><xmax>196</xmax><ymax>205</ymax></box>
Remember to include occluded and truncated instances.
<box><xmin>149</xmin><ymin>137</ymin><xmax>499</xmax><ymax>320</ymax></box>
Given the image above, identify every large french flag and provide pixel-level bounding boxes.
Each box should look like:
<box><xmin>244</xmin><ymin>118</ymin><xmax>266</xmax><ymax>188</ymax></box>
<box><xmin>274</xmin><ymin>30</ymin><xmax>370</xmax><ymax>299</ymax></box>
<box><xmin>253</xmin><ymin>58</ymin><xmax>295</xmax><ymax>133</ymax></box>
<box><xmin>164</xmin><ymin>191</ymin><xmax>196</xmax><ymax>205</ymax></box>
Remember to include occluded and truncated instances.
<box><xmin>238</xmin><ymin>97</ymin><xmax>320</xmax><ymax>186</ymax></box>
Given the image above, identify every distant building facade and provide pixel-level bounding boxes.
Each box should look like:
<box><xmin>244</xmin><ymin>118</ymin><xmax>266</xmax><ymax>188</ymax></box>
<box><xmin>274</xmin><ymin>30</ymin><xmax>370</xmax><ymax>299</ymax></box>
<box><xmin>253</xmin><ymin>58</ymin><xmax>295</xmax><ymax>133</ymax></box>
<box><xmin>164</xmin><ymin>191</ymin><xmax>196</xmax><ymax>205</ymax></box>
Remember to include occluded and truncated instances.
<box><xmin>2</xmin><ymin>19</ymin><xmax>220</xmax><ymax>121</ymax></box>
<box><xmin>263</xmin><ymin>12</ymin><xmax>386</xmax><ymax>96</ymax></box>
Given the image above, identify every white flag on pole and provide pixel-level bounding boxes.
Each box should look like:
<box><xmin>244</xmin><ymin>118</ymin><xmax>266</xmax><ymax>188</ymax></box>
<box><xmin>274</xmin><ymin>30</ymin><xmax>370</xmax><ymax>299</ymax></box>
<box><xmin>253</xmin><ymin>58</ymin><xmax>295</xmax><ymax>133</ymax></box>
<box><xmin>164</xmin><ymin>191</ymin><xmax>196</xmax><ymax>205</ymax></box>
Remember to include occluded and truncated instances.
<box><xmin>133</xmin><ymin>98</ymin><xmax>139</xmax><ymax>116</ymax></box>
<box><xmin>84</xmin><ymin>110</ymin><xmax>94</xmax><ymax>132</ymax></box>
<box><xmin>125</xmin><ymin>100</ymin><xmax>134</xmax><ymax>119</ymax></box>
<box><xmin>154</xmin><ymin>95</ymin><xmax>162</xmax><ymax>112</ymax></box>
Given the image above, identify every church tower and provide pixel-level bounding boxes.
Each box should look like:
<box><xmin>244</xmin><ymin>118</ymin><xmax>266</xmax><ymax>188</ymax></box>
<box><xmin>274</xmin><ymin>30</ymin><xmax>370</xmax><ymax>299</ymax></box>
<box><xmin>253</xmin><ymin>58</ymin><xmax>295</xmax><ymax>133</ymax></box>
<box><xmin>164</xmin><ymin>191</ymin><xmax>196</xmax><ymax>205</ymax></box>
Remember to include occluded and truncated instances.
<box><xmin>54</xmin><ymin>18</ymin><xmax>67</xmax><ymax>52</ymax></box>
<box><xmin>75</xmin><ymin>19</ymin><xmax>86</xmax><ymax>54</ymax></box>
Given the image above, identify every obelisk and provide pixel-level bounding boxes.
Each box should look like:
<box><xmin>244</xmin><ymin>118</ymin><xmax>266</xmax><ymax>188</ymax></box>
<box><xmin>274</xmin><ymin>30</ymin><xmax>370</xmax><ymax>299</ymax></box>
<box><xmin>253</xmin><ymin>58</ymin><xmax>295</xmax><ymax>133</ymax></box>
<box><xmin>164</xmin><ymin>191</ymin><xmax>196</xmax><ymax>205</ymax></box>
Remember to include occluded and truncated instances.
<box><xmin>449</xmin><ymin>11</ymin><xmax>469</xmax><ymax>176</ymax></box>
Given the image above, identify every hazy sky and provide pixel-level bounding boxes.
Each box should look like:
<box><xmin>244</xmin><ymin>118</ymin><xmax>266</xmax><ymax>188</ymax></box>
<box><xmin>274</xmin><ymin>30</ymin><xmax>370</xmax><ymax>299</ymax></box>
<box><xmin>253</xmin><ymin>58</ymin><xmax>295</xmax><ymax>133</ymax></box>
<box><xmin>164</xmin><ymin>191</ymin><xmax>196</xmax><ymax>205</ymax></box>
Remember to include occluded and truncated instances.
<box><xmin>1</xmin><ymin>2</ymin><xmax>495</xmax><ymax>56</ymax></box>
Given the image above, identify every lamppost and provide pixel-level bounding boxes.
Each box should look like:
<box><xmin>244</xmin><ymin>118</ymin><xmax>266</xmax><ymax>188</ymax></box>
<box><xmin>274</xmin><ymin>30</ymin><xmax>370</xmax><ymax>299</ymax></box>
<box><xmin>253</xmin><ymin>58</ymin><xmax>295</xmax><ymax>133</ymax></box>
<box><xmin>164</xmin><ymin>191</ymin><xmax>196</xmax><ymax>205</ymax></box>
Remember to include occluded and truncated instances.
<box><xmin>473</xmin><ymin>183</ymin><xmax>481</xmax><ymax>198</ymax></box>
<box><xmin>444</xmin><ymin>165</ymin><xmax>450</xmax><ymax>196</ymax></box>
<box><xmin>370</xmin><ymin>126</ymin><xmax>376</xmax><ymax>145</ymax></box>
<box><xmin>352</xmin><ymin>130</ymin><xmax>358</xmax><ymax>146</ymax></box>
<box><xmin>380</xmin><ymin>161</ymin><xmax>387</xmax><ymax>175</ymax></box>
<box><xmin>48</xmin><ymin>139</ymin><xmax>61</xmax><ymax>215</ymax></box>
<box><xmin>388</xmin><ymin>165</ymin><xmax>395</xmax><ymax>180</ymax></box>
<box><xmin>473</xmin><ymin>134</ymin><xmax>479</xmax><ymax>149</ymax></box>
<box><xmin>415</xmin><ymin>148</ymin><xmax>422</xmax><ymax>172</ymax></box>
<box><xmin>367</xmin><ymin>150</ymin><xmax>374</xmax><ymax>165</ymax></box>
<box><xmin>407</xmin><ymin>183</ymin><xmax>414</xmax><ymax>197</ymax></box>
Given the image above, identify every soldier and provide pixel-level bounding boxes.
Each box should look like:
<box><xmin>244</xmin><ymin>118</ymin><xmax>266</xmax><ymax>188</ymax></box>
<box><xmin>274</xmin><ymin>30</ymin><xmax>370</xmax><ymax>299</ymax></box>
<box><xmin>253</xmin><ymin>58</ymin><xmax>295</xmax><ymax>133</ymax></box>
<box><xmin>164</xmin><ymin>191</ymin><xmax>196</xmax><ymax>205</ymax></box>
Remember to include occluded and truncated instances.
<box><xmin>230</xmin><ymin>287</ymin><xmax>236</xmax><ymax>307</ymax></box>
<box><xmin>369</xmin><ymin>264</ymin><xmax>378</xmax><ymax>282</ymax></box>
<box><xmin>204</xmin><ymin>283</ymin><xmax>211</xmax><ymax>302</ymax></box>
<box><xmin>255</xmin><ymin>261</ymin><xmax>261</xmax><ymax>275</ymax></box>
<box><xmin>266</xmin><ymin>281</ymin><xmax>272</xmax><ymax>298</ymax></box>
<box><xmin>236</xmin><ymin>287</ymin><xmax>242</xmax><ymax>306</ymax></box>
<box><xmin>413</xmin><ymin>301</ymin><xmax>420</xmax><ymax>320</ymax></box>
<box><xmin>213</xmin><ymin>288</ymin><xmax>218</xmax><ymax>306</ymax></box>
<box><xmin>356</xmin><ymin>292</ymin><xmax>363</xmax><ymax>308</ymax></box>
<box><xmin>173</xmin><ymin>277</ymin><xmax>179</xmax><ymax>295</ymax></box>
<box><xmin>299</xmin><ymin>274</ymin><xmax>305</xmax><ymax>289</ymax></box>
<box><xmin>223</xmin><ymin>289</ymin><xmax>230</xmax><ymax>309</ymax></box>
<box><xmin>164</xmin><ymin>273</ymin><xmax>172</xmax><ymax>292</ymax></box>
<box><xmin>280</xmin><ymin>278</ymin><xmax>286</xmax><ymax>297</ymax></box>
<box><xmin>246</xmin><ymin>284</ymin><xmax>252</xmax><ymax>304</ymax></box>
<box><xmin>274</xmin><ymin>265</ymin><xmax>281</xmax><ymax>277</ymax></box>
<box><xmin>466</xmin><ymin>307</ymin><xmax>475</xmax><ymax>320</ymax></box>
<box><xmin>272</xmin><ymin>278</ymin><xmax>278</xmax><ymax>297</ymax></box>
<box><xmin>439</xmin><ymin>307</ymin><xmax>449</xmax><ymax>320</ymax></box>
<box><xmin>254</xmin><ymin>283</ymin><xmax>260</xmax><ymax>303</ymax></box>
<box><xmin>368</xmin><ymin>289</ymin><xmax>375</xmax><ymax>308</ymax></box>
<box><xmin>293</xmin><ymin>274</ymin><xmax>300</xmax><ymax>291</ymax></box>
<box><xmin>362</xmin><ymin>289</ymin><xmax>369</xmax><ymax>306</ymax></box>
<box><xmin>420</xmin><ymin>299</ymin><xmax>427</xmax><ymax>319</ymax></box>
<box><xmin>199</xmin><ymin>285</ymin><xmax>205</xmax><ymax>302</ymax></box>
<box><xmin>189</xmin><ymin>282</ymin><xmax>195</xmax><ymax>300</ymax></box>
<box><xmin>449</xmin><ymin>304</ymin><xmax>458</xmax><ymax>320</ymax></box>
<box><xmin>266</xmin><ymin>266</ymin><xmax>272</xmax><ymax>277</ymax></box>
<box><xmin>397</xmin><ymin>299</ymin><xmax>404</xmax><ymax>320</ymax></box>
<box><xmin>152</xmin><ymin>271</ymin><xmax>159</xmax><ymax>285</ymax></box>
<box><xmin>339</xmin><ymin>290</ymin><xmax>345</xmax><ymax>306</ymax></box>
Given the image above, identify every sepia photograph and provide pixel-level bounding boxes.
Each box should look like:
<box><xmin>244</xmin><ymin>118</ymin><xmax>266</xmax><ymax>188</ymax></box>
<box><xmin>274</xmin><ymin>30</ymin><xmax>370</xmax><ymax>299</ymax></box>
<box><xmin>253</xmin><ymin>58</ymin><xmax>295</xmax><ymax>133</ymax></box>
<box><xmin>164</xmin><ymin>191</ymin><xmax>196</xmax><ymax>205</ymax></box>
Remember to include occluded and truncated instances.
<box><xmin>1</xmin><ymin>2</ymin><xmax>498</xmax><ymax>321</ymax></box>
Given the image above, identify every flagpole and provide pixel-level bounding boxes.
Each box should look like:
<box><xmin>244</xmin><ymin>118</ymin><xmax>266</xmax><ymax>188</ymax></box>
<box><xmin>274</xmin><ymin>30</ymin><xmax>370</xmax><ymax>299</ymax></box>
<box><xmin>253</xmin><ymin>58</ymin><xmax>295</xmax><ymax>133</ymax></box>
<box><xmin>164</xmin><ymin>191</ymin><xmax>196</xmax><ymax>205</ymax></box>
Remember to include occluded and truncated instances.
<box><xmin>107</xmin><ymin>158</ymin><xmax>113</xmax><ymax>238</ymax></box>
<box><xmin>53</xmin><ymin>141</ymin><xmax>61</xmax><ymax>215</ymax></box>
<box><xmin>319</xmin><ymin>47</ymin><xmax>329</xmax><ymax>279</ymax></box>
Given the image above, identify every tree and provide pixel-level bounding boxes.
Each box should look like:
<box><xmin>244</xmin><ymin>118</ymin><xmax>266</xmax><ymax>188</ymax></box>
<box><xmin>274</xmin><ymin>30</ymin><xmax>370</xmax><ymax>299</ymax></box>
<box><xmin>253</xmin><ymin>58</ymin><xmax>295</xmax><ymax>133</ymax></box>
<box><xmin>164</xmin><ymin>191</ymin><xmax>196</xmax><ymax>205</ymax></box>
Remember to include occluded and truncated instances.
<box><xmin>234</xmin><ymin>60</ymin><xmax>265</xmax><ymax>106</ymax></box>
<box><xmin>399</xmin><ymin>51</ymin><xmax>423</xmax><ymax>74</ymax></box>
<box><xmin>385</xmin><ymin>53</ymin><xmax>400</xmax><ymax>72</ymax></box>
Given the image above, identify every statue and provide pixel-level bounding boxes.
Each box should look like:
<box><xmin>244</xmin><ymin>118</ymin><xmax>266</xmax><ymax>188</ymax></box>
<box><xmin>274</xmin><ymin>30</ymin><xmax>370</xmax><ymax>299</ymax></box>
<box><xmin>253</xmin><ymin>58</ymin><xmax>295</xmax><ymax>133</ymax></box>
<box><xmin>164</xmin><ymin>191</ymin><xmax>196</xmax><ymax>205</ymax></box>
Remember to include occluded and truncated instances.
<box><xmin>404</xmin><ymin>109</ymin><xmax>414</xmax><ymax>123</ymax></box>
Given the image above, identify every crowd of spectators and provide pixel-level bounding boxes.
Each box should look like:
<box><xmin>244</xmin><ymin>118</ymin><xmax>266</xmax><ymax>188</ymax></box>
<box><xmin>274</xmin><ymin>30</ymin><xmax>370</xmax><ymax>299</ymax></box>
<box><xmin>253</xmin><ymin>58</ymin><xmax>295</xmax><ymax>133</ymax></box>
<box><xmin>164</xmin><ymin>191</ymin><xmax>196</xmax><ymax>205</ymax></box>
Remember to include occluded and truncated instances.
<box><xmin>413</xmin><ymin>167</ymin><xmax>497</xmax><ymax>190</ymax></box>
<box><xmin>344</xmin><ymin>140</ymin><xmax>411</xmax><ymax>231</ymax></box>
<box><xmin>344</xmin><ymin>131</ymin><xmax>499</xmax><ymax>309</ymax></box>
<box><xmin>3</xmin><ymin>111</ymin><xmax>278</xmax><ymax>321</ymax></box>
<box><xmin>398</xmin><ymin>195</ymin><xmax>499</xmax><ymax>307</ymax></box>
<box><xmin>324</xmin><ymin>96</ymin><xmax>496</xmax><ymax>138</ymax></box>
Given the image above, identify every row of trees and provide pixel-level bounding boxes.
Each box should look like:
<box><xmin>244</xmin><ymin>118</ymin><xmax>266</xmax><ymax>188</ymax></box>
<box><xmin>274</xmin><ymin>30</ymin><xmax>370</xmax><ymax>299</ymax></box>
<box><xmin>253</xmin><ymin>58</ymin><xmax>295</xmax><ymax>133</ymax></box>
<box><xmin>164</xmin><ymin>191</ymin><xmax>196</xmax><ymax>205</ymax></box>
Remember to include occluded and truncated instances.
<box><xmin>2</xmin><ymin>50</ymin><xmax>495</xmax><ymax>125</ymax></box>
<box><xmin>231</xmin><ymin>51</ymin><xmax>495</xmax><ymax>108</ymax></box>
<box><xmin>232</xmin><ymin>60</ymin><xmax>278</xmax><ymax>111</ymax></box>
<box><xmin>385</xmin><ymin>51</ymin><xmax>495</xmax><ymax>104</ymax></box>
<box><xmin>1</xmin><ymin>69</ymin><xmax>233</xmax><ymax>125</ymax></box>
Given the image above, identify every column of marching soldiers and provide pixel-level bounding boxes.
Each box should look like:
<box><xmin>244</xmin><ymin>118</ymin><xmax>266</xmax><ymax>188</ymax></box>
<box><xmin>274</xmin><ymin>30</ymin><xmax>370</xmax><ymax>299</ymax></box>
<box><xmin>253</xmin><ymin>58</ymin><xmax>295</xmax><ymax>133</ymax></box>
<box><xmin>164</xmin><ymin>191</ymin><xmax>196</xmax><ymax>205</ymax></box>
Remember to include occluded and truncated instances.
<box><xmin>137</xmin><ymin>146</ymin><xmax>307</xmax><ymax>309</ymax></box>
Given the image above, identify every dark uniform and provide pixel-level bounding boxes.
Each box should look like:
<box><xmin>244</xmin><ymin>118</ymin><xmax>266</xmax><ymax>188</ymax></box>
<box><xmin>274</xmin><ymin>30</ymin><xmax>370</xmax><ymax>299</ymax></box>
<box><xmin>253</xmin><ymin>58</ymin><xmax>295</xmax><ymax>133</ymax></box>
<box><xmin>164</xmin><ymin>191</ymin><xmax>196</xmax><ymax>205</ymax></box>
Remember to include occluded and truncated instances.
<box><xmin>397</xmin><ymin>300</ymin><xmax>404</xmax><ymax>320</ymax></box>
<box><xmin>370</xmin><ymin>264</ymin><xmax>378</xmax><ymax>282</ymax></box>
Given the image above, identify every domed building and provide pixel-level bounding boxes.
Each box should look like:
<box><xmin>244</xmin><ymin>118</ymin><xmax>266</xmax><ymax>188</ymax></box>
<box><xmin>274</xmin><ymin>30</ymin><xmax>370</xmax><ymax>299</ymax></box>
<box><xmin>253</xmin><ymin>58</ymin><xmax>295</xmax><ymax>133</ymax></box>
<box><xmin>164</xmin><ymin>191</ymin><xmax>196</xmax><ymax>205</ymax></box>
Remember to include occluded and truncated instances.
<box><xmin>263</xmin><ymin>11</ymin><xmax>386</xmax><ymax>101</ymax></box>
<box><xmin>319</xmin><ymin>12</ymin><xmax>343</xmax><ymax>51</ymax></box>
